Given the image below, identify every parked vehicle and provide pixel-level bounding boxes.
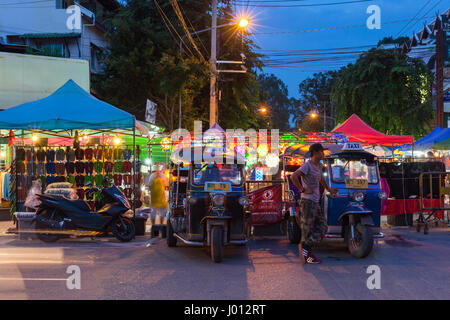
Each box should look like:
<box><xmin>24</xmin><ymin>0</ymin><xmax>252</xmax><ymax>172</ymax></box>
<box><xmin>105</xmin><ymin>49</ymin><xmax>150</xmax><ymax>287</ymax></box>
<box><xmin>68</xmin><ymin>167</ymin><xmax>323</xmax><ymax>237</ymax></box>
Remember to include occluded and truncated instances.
<box><xmin>34</xmin><ymin>183</ymin><xmax>135</xmax><ymax>242</ymax></box>
<box><xmin>285</xmin><ymin>142</ymin><xmax>384</xmax><ymax>258</ymax></box>
<box><xmin>167</xmin><ymin>150</ymin><xmax>251</xmax><ymax>263</ymax></box>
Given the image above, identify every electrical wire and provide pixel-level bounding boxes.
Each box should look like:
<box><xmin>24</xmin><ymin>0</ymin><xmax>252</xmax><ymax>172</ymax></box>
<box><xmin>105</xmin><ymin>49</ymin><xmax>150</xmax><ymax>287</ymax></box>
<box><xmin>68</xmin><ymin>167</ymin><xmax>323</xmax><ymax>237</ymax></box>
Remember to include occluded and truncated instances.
<box><xmin>395</xmin><ymin>0</ymin><xmax>434</xmax><ymax>37</ymax></box>
<box><xmin>153</xmin><ymin>0</ymin><xmax>197</xmax><ymax>60</ymax></box>
<box><xmin>233</xmin><ymin>0</ymin><xmax>373</xmax><ymax>7</ymax></box>
<box><xmin>169</xmin><ymin>0</ymin><xmax>207</xmax><ymax>62</ymax></box>
<box><xmin>252</xmin><ymin>16</ymin><xmax>435</xmax><ymax>35</ymax></box>
<box><xmin>402</xmin><ymin>0</ymin><xmax>445</xmax><ymax>36</ymax></box>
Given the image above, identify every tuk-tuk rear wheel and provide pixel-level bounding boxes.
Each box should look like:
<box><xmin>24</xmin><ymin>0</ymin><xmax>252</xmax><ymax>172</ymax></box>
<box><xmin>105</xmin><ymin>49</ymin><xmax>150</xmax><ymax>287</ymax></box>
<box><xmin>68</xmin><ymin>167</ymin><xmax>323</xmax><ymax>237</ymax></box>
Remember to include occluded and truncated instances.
<box><xmin>211</xmin><ymin>226</ymin><xmax>223</xmax><ymax>263</ymax></box>
<box><xmin>288</xmin><ymin>216</ymin><xmax>301</xmax><ymax>244</ymax></box>
<box><xmin>167</xmin><ymin>220</ymin><xmax>177</xmax><ymax>247</ymax></box>
<box><xmin>346</xmin><ymin>223</ymin><xmax>373</xmax><ymax>258</ymax></box>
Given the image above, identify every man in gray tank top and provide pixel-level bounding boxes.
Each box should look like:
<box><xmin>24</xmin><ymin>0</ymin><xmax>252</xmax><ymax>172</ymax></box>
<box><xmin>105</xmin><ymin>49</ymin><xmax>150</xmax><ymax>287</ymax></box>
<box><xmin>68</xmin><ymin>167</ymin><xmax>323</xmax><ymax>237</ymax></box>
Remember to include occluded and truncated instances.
<box><xmin>291</xmin><ymin>143</ymin><xmax>337</xmax><ymax>264</ymax></box>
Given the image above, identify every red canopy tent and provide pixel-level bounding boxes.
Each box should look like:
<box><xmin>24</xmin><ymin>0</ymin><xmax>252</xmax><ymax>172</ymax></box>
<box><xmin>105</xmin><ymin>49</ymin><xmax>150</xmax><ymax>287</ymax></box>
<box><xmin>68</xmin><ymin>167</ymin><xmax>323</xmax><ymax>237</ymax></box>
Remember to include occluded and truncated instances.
<box><xmin>331</xmin><ymin>114</ymin><xmax>413</xmax><ymax>145</ymax></box>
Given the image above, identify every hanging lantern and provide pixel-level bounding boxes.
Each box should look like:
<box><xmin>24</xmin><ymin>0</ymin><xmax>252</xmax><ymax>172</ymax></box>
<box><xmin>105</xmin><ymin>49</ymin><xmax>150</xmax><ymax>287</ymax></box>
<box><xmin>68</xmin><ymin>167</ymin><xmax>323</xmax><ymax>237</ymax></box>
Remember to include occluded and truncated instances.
<box><xmin>161</xmin><ymin>137</ymin><xmax>171</xmax><ymax>151</ymax></box>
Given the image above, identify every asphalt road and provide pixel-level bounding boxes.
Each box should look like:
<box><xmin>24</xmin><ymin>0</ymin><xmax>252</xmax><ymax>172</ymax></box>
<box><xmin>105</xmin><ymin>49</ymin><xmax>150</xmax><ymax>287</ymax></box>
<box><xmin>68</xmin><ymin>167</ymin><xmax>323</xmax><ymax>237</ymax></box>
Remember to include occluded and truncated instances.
<box><xmin>0</xmin><ymin>227</ymin><xmax>449</xmax><ymax>300</ymax></box>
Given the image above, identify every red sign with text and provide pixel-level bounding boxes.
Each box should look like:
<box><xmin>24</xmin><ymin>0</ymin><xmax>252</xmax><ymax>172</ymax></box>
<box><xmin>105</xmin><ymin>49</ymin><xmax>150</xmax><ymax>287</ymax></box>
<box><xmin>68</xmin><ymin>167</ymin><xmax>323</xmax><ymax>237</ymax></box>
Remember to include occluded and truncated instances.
<box><xmin>248</xmin><ymin>184</ymin><xmax>282</xmax><ymax>226</ymax></box>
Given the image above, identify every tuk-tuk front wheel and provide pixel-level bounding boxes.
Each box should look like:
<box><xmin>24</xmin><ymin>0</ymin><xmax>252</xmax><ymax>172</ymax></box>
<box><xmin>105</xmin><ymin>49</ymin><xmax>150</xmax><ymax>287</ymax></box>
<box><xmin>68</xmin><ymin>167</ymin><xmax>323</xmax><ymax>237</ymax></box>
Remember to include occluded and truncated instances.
<box><xmin>211</xmin><ymin>226</ymin><xmax>224</xmax><ymax>263</ymax></box>
<box><xmin>346</xmin><ymin>223</ymin><xmax>373</xmax><ymax>258</ymax></box>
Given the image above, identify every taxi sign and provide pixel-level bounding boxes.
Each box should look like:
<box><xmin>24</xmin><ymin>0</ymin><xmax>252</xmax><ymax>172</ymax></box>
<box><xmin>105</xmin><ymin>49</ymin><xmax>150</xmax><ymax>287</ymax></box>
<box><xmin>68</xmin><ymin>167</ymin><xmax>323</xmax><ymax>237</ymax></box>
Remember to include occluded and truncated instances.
<box><xmin>342</xmin><ymin>142</ymin><xmax>363</xmax><ymax>151</ymax></box>
<box><xmin>205</xmin><ymin>182</ymin><xmax>231</xmax><ymax>192</ymax></box>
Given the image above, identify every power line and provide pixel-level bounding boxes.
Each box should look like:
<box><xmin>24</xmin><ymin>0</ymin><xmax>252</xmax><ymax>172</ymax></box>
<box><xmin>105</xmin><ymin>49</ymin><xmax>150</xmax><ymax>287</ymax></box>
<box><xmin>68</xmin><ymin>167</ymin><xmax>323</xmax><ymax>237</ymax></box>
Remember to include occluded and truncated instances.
<box><xmin>403</xmin><ymin>0</ymin><xmax>445</xmax><ymax>36</ymax></box>
<box><xmin>252</xmin><ymin>16</ymin><xmax>435</xmax><ymax>35</ymax></box>
<box><xmin>0</xmin><ymin>0</ymin><xmax>53</xmax><ymax>5</ymax></box>
<box><xmin>153</xmin><ymin>0</ymin><xmax>197</xmax><ymax>60</ymax></box>
<box><xmin>170</xmin><ymin>0</ymin><xmax>206</xmax><ymax>61</ymax></box>
<box><xmin>395</xmin><ymin>0</ymin><xmax>433</xmax><ymax>37</ymax></box>
<box><xmin>233</xmin><ymin>0</ymin><xmax>373</xmax><ymax>7</ymax></box>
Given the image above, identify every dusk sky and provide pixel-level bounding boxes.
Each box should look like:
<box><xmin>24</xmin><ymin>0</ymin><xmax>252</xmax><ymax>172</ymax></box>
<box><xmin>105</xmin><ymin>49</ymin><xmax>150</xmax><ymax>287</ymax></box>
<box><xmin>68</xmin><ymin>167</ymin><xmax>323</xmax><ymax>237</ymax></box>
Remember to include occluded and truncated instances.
<box><xmin>232</xmin><ymin>0</ymin><xmax>449</xmax><ymax>98</ymax></box>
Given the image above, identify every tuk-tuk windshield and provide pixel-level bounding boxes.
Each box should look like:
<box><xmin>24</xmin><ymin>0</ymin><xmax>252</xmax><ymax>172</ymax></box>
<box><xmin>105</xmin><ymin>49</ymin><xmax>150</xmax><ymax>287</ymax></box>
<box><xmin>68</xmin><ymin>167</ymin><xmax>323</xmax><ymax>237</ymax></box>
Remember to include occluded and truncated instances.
<box><xmin>330</xmin><ymin>159</ymin><xmax>379</xmax><ymax>184</ymax></box>
<box><xmin>193</xmin><ymin>164</ymin><xmax>243</xmax><ymax>186</ymax></box>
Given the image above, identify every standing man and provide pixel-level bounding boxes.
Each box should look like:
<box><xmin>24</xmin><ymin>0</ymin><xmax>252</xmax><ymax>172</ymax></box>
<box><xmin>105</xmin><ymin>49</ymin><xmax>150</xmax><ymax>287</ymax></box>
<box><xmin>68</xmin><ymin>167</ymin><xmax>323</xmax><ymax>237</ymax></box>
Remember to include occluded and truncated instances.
<box><xmin>291</xmin><ymin>143</ymin><xmax>337</xmax><ymax>264</ymax></box>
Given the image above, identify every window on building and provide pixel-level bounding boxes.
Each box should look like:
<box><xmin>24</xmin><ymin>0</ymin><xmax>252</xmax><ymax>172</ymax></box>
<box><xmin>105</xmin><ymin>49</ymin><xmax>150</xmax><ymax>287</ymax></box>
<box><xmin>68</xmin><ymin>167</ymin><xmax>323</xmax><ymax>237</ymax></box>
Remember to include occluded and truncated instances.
<box><xmin>55</xmin><ymin>0</ymin><xmax>71</xmax><ymax>9</ymax></box>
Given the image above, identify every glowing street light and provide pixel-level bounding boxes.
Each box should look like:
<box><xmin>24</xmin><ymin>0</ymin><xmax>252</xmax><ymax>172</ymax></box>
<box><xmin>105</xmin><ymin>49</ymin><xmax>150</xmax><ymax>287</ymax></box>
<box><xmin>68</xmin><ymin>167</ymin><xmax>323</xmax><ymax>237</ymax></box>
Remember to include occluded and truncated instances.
<box><xmin>238</xmin><ymin>18</ymin><xmax>249</xmax><ymax>28</ymax></box>
<box><xmin>259</xmin><ymin>106</ymin><xmax>268</xmax><ymax>115</ymax></box>
<box><xmin>310</xmin><ymin>111</ymin><xmax>319</xmax><ymax>119</ymax></box>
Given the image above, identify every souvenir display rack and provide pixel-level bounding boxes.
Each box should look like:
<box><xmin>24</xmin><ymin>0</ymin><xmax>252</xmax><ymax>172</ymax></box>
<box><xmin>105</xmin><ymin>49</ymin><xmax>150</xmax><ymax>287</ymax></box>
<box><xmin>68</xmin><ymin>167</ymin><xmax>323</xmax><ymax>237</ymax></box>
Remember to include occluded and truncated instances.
<box><xmin>14</xmin><ymin>144</ymin><xmax>142</xmax><ymax>212</ymax></box>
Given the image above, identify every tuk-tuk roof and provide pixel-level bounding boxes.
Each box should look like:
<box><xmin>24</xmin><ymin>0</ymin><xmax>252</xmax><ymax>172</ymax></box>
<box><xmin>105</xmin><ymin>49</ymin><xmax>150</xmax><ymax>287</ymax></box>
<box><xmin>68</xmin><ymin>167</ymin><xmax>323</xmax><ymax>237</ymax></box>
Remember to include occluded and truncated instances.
<box><xmin>170</xmin><ymin>146</ymin><xmax>246</xmax><ymax>165</ymax></box>
<box><xmin>327</xmin><ymin>150</ymin><xmax>376</xmax><ymax>160</ymax></box>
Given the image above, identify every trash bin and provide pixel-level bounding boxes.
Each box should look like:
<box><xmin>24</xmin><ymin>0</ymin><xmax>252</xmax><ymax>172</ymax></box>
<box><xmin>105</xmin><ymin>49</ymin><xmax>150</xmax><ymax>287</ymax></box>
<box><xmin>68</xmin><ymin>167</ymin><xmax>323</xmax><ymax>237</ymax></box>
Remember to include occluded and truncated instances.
<box><xmin>14</xmin><ymin>212</ymin><xmax>36</xmax><ymax>240</ymax></box>
<box><xmin>134</xmin><ymin>217</ymin><xmax>147</xmax><ymax>236</ymax></box>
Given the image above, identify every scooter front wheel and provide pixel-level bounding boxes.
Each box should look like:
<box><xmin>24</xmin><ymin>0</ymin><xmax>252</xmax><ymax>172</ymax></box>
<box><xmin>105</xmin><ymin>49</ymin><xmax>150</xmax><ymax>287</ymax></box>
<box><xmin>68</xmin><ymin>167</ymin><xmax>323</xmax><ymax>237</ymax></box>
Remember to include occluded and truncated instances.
<box><xmin>111</xmin><ymin>217</ymin><xmax>135</xmax><ymax>242</ymax></box>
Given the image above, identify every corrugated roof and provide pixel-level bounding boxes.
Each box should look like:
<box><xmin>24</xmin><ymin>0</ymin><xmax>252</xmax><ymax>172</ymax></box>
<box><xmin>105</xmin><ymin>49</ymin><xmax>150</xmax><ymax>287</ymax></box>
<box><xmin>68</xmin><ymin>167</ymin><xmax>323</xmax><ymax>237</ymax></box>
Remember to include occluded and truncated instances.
<box><xmin>19</xmin><ymin>33</ymin><xmax>81</xmax><ymax>39</ymax></box>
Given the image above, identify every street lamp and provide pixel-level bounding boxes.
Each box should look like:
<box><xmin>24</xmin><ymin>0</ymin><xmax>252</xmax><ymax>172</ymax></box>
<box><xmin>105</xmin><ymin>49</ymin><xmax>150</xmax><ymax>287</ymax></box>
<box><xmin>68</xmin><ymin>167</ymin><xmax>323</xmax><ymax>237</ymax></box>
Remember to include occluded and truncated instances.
<box><xmin>309</xmin><ymin>110</ymin><xmax>335</xmax><ymax>132</ymax></box>
<box><xmin>258</xmin><ymin>106</ymin><xmax>268</xmax><ymax>115</ymax></box>
<box><xmin>179</xmin><ymin>15</ymin><xmax>250</xmax><ymax>128</ymax></box>
<box><xmin>238</xmin><ymin>18</ymin><xmax>249</xmax><ymax>28</ymax></box>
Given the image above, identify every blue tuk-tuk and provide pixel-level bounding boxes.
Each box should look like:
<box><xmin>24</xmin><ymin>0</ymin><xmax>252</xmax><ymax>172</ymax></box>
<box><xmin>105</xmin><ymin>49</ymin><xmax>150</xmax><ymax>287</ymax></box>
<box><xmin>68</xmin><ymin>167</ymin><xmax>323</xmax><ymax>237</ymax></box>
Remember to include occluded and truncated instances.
<box><xmin>286</xmin><ymin>142</ymin><xmax>385</xmax><ymax>258</ymax></box>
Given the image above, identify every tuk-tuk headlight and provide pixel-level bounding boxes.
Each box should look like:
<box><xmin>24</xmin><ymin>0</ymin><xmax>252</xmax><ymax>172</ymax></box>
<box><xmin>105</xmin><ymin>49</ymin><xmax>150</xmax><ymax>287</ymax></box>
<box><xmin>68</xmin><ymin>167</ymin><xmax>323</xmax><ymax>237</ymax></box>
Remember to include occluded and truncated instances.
<box><xmin>238</xmin><ymin>197</ymin><xmax>247</xmax><ymax>206</ymax></box>
<box><xmin>188</xmin><ymin>197</ymin><xmax>197</xmax><ymax>205</ymax></box>
<box><xmin>352</xmin><ymin>191</ymin><xmax>365</xmax><ymax>202</ymax></box>
<box><xmin>213</xmin><ymin>194</ymin><xmax>225</xmax><ymax>206</ymax></box>
<box><xmin>378</xmin><ymin>191</ymin><xmax>387</xmax><ymax>200</ymax></box>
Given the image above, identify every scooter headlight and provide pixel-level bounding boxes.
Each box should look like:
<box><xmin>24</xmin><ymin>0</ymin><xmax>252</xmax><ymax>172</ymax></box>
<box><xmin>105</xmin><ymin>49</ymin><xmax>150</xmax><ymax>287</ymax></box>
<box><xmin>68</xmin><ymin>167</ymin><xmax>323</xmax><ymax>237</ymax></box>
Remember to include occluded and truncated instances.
<box><xmin>378</xmin><ymin>191</ymin><xmax>387</xmax><ymax>200</ymax></box>
<box><xmin>213</xmin><ymin>194</ymin><xmax>225</xmax><ymax>207</ymax></box>
<box><xmin>352</xmin><ymin>191</ymin><xmax>365</xmax><ymax>202</ymax></box>
<box><xmin>238</xmin><ymin>196</ymin><xmax>247</xmax><ymax>206</ymax></box>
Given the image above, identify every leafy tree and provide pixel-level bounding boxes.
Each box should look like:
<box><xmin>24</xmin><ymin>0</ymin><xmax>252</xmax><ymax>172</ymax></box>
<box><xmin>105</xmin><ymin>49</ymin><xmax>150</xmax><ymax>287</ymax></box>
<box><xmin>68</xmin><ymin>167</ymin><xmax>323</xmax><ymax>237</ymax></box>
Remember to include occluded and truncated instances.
<box><xmin>294</xmin><ymin>71</ymin><xmax>340</xmax><ymax>132</ymax></box>
<box><xmin>257</xmin><ymin>73</ymin><xmax>294</xmax><ymax>130</ymax></box>
<box><xmin>377</xmin><ymin>36</ymin><xmax>410</xmax><ymax>47</ymax></box>
<box><xmin>331</xmin><ymin>49</ymin><xmax>434</xmax><ymax>137</ymax></box>
<box><xmin>94</xmin><ymin>0</ymin><xmax>263</xmax><ymax>132</ymax></box>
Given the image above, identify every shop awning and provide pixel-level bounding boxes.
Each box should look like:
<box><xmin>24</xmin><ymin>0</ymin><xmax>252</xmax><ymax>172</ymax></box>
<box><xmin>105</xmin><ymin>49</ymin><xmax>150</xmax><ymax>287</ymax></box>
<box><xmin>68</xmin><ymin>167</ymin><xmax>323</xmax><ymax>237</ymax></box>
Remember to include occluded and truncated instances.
<box><xmin>398</xmin><ymin>126</ymin><xmax>444</xmax><ymax>151</ymax></box>
<box><xmin>0</xmin><ymin>80</ymin><xmax>135</xmax><ymax>130</ymax></box>
<box><xmin>331</xmin><ymin>114</ymin><xmax>413</xmax><ymax>146</ymax></box>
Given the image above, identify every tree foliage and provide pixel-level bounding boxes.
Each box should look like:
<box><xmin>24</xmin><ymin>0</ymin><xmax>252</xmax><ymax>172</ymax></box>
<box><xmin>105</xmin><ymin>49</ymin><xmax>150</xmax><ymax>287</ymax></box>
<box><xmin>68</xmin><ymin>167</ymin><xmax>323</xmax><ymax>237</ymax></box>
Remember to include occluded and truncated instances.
<box><xmin>93</xmin><ymin>0</ymin><xmax>263</xmax><ymax>132</ymax></box>
<box><xmin>257</xmin><ymin>73</ymin><xmax>294</xmax><ymax>130</ymax></box>
<box><xmin>331</xmin><ymin>49</ymin><xmax>434</xmax><ymax>137</ymax></box>
<box><xmin>294</xmin><ymin>71</ymin><xmax>340</xmax><ymax>132</ymax></box>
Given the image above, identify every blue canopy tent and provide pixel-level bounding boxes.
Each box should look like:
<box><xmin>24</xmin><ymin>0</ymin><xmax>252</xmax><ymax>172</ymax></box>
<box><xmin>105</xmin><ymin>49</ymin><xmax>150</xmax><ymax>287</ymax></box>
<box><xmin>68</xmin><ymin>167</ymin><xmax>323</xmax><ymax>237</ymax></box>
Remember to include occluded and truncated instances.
<box><xmin>0</xmin><ymin>80</ymin><xmax>135</xmax><ymax>130</ymax></box>
<box><xmin>398</xmin><ymin>126</ymin><xmax>450</xmax><ymax>151</ymax></box>
<box><xmin>0</xmin><ymin>80</ymin><xmax>150</xmax><ymax>212</ymax></box>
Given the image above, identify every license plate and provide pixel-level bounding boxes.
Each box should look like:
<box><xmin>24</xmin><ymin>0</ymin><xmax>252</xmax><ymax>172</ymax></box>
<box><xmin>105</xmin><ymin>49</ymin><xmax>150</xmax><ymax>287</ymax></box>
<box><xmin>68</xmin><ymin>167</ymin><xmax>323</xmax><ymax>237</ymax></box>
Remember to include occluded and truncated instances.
<box><xmin>205</xmin><ymin>182</ymin><xmax>231</xmax><ymax>192</ymax></box>
<box><xmin>345</xmin><ymin>178</ymin><xmax>368</xmax><ymax>189</ymax></box>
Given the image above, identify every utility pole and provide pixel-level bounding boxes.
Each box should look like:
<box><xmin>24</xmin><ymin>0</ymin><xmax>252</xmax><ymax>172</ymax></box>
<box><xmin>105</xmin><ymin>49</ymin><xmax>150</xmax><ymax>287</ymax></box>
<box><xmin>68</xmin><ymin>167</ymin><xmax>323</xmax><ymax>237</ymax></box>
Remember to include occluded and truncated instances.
<box><xmin>436</xmin><ymin>14</ymin><xmax>444</xmax><ymax>128</ymax></box>
<box><xmin>210</xmin><ymin>0</ymin><xmax>218</xmax><ymax>127</ymax></box>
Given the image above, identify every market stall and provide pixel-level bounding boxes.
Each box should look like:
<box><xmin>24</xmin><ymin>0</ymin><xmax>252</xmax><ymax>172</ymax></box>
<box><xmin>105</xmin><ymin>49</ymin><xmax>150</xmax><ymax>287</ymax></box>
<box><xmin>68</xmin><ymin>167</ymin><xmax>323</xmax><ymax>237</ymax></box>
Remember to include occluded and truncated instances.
<box><xmin>331</xmin><ymin>114</ymin><xmax>414</xmax><ymax>146</ymax></box>
<box><xmin>0</xmin><ymin>80</ymin><xmax>158</xmax><ymax>214</ymax></box>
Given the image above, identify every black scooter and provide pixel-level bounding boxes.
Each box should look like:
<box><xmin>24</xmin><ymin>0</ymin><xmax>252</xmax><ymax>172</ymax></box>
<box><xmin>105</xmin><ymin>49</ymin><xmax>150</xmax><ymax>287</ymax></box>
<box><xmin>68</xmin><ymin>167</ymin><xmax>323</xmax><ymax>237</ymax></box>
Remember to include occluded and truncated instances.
<box><xmin>34</xmin><ymin>184</ymin><xmax>135</xmax><ymax>242</ymax></box>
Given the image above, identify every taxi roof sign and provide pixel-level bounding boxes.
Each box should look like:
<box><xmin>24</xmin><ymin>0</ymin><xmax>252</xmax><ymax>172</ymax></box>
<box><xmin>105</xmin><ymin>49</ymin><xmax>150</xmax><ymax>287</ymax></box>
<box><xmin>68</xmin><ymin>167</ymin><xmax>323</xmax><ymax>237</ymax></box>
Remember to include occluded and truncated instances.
<box><xmin>342</xmin><ymin>142</ymin><xmax>363</xmax><ymax>151</ymax></box>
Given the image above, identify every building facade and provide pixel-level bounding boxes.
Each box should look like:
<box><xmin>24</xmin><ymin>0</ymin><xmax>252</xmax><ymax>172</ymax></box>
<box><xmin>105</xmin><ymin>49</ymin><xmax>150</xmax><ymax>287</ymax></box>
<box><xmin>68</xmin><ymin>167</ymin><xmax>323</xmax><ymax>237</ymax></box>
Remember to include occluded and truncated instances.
<box><xmin>0</xmin><ymin>0</ymin><xmax>118</xmax><ymax>74</ymax></box>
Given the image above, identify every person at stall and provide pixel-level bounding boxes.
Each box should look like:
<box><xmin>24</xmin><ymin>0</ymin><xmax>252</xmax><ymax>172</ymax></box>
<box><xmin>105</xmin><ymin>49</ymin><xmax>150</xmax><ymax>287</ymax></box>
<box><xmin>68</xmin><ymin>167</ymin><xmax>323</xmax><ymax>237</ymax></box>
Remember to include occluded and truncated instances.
<box><xmin>290</xmin><ymin>143</ymin><xmax>337</xmax><ymax>264</ymax></box>
<box><xmin>149</xmin><ymin>165</ymin><xmax>169</xmax><ymax>224</ymax></box>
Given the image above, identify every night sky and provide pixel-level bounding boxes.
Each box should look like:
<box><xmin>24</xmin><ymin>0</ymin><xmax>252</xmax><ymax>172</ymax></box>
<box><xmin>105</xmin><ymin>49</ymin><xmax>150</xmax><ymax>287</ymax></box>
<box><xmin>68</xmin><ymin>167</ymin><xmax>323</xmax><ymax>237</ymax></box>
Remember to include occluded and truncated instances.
<box><xmin>235</xmin><ymin>0</ymin><xmax>449</xmax><ymax>98</ymax></box>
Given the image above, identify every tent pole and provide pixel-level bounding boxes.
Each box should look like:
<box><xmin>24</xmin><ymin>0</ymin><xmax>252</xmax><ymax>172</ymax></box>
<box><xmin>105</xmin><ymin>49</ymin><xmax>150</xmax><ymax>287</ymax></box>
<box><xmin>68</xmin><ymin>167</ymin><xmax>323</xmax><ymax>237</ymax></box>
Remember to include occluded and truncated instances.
<box><xmin>132</xmin><ymin>121</ymin><xmax>136</xmax><ymax>213</ymax></box>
